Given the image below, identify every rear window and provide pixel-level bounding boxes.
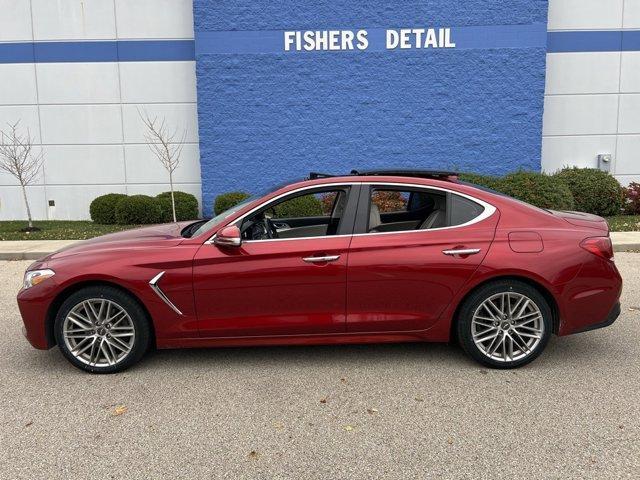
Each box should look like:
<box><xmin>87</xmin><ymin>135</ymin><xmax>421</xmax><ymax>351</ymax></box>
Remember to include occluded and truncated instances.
<box><xmin>450</xmin><ymin>194</ymin><xmax>485</xmax><ymax>226</ymax></box>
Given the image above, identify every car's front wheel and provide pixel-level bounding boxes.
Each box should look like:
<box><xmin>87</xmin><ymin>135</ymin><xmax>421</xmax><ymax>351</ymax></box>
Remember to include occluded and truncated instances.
<box><xmin>54</xmin><ymin>286</ymin><xmax>150</xmax><ymax>373</ymax></box>
<box><xmin>457</xmin><ymin>280</ymin><xmax>552</xmax><ymax>369</ymax></box>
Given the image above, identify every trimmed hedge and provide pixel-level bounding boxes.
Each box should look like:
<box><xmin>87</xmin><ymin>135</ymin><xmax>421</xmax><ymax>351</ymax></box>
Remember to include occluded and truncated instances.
<box><xmin>115</xmin><ymin>195</ymin><xmax>163</xmax><ymax>225</ymax></box>
<box><xmin>273</xmin><ymin>194</ymin><xmax>323</xmax><ymax>218</ymax></box>
<box><xmin>214</xmin><ymin>191</ymin><xmax>251</xmax><ymax>215</ymax></box>
<box><xmin>458</xmin><ymin>173</ymin><xmax>502</xmax><ymax>191</ymax></box>
<box><xmin>89</xmin><ymin>193</ymin><xmax>127</xmax><ymax>224</ymax></box>
<box><xmin>497</xmin><ymin>171</ymin><xmax>575</xmax><ymax>211</ymax></box>
<box><xmin>156</xmin><ymin>191</ymin><xmax>199</xmax><ymax>222</ymax></box>
<box><xmin>554</xmin><ymin>167</ymin><xmax>623</xmax><ymax>216</ymax></box>
<box><xmin>461</xmin><ymin>171</ymin><xmax>575</xmax><ymax>211</ymax></box>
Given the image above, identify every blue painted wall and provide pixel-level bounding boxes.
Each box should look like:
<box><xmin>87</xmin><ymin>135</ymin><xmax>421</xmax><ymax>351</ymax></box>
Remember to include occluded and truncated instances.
<box><xmin>194</xmin><ymin>1</ymin><xmax>549</xmax><ymax>215</ymax></box>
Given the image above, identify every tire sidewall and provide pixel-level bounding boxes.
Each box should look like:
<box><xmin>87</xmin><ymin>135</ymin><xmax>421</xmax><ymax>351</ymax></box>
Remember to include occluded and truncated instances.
<box><xmin>54</xmin><ymin>286</ymin><xmax>150</xmax><ymax>374</ymax></box>
<box><xmin>457</xmin><ymin>280</ymin><xmax>553</xmax><ymax>369</ymax></box>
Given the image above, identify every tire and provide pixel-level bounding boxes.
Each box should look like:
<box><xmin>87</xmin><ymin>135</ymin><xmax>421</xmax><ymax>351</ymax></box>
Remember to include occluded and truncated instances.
<box><xmin>54</xmin><ymin>286</ymin><xmax>151</xmax><ymax>374</ymax></box>
<box><xmin>456</xmin><ymin>280</ymin><xmax>552</xmax><ymax>369</ymax></box>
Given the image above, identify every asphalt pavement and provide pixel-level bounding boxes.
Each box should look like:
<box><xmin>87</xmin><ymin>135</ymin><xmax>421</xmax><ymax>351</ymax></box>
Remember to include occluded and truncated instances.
<box><xmin>0</xmin><ymin>256</ymin><xmax>638</xmax><ymax>479</ymax></box>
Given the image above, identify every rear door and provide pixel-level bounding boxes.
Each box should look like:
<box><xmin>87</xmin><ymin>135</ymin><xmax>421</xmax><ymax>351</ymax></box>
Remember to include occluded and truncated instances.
<box><xmin>346</xmin><ymin>183</ymin><xmax>499</xmax><ymax>332</ymax></box>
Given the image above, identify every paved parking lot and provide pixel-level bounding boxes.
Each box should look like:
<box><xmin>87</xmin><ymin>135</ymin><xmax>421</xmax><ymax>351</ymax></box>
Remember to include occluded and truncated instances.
<box><xmin>1</xmin><ymin>255</ymin><xmax>639</xmax><ymax>479</ymax></box>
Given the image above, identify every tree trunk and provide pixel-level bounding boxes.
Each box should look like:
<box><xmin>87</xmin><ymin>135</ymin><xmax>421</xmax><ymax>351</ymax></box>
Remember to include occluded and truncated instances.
<box><xmin>20</xmin><ymin>182</ymin><xmax>33</xmax><ymax>228</ymax></box>
<box><xmin>169</xmin><ymin>171</ymin><xmax>177</xmax><ymax>223</ymax></box>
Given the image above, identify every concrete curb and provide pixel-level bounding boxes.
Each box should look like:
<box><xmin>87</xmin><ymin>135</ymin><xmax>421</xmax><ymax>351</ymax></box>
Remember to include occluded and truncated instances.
<box><xmin>0</xmin><ymin>240</ymin><xmax>78</xmax><ymax>261</ymax></box>
<box><xmin>610</xmin><ymin>232</ymin><xmax>640</xmax><ymax>252</ymax></box>
<box><xmin>0</xmin><ymin>233</ymin><xmax>639</xmax><ymax>260</ymax></box>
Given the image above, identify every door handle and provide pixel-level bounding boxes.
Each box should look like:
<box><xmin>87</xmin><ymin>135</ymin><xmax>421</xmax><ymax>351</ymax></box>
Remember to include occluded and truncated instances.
<box><xmin>442</xmin><ymin>248</ymin><xmax>481</xmax><ymax>256</ymax></box>
<box><xmin>302</xmin><ymin>255</ymin><xmax>340</xmax><ymax>263</ymax></box>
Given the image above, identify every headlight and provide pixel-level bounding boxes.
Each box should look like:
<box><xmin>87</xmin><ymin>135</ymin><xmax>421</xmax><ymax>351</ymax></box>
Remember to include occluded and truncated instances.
<box><xmin>23</xmin><ymin>269</ymin><xmax>55</xmax><ymax>289</ymax></box>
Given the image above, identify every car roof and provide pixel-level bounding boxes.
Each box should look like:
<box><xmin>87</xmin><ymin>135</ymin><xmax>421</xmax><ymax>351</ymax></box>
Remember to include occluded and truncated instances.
<box><xmin>272</xmin><ymin>173</ymin><xmax>514</xmax><ymax>209</ymax></box>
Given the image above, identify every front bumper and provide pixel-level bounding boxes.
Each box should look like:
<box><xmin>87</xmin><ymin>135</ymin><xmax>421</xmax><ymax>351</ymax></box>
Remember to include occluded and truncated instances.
<box><xmin>17</xmin><ymin>286</ymin><xmax>56</xmax><ymax>350</ymax></box>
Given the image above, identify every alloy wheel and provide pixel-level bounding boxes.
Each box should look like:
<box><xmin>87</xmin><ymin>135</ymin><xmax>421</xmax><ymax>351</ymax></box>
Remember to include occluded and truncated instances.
<box><xmin>62</xmin><ymin>299</ymin><xmax>136</xmax><ymax>367</ymax></box>
<box><xmin>471</xmin><ymin>292</ymin><xmax>544</xmax><ymax>363</ymax></box>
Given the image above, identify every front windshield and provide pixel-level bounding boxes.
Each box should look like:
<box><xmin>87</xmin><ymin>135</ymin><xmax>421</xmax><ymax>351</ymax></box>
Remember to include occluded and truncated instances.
<box><xmin>190</xmin><ymin>178</ymin><xmax>306</xmax><ymax>238</ymax></box>
<box><xmin>191</xmin><ymin>196</ymin><xmax>258</xmax><ymax>237</ymax></box>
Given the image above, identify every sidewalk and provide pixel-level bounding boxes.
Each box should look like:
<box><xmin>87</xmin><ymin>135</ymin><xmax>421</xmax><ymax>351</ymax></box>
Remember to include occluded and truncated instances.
<box><xmin>611</xmin><ymin>232</ymin><xmax>640</xmax><ymax>252</ymax></box>
<box><xmin>0</xmin><ymin>232</ymin><xmax>639</xmax><ymax>260</ymax></box>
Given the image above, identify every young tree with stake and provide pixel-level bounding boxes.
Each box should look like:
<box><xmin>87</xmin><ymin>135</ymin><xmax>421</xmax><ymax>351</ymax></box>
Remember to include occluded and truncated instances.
<box><xmin>138</xmin><ymin>109</ymin><xmax>187</xmax><ymax>223</ymax></box>
<box><xmin>0</xmin><ymin>121</ymin><xmax>44</xmax><ymax>230</ymax></box>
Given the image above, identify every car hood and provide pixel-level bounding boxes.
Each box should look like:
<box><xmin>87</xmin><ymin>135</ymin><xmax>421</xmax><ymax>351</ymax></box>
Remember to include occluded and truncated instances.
<box><xmin>43</xmin><ymin>222</ymin><xmax>192</xmax><ymax>262</ymax></box>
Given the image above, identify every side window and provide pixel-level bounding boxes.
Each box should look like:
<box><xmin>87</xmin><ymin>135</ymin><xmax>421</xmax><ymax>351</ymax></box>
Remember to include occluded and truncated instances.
<box><xmin>449</xmin><ymin>194</ymin><xmax>485</xmax><ymax>226</ymax></box>
<box><xmin>371</xmin><ymin>190</ymin><xmax>410</xmax><ymax>213</ymax></box>
<box><xmin>242</xmin><ymin>189</ymin><xmax>348</xmax><ymax>240</ymax></box>
<box><xmin>368</xmin><ymin>188</ymin><xmax>447</xmax><ymax>233</ymax></box>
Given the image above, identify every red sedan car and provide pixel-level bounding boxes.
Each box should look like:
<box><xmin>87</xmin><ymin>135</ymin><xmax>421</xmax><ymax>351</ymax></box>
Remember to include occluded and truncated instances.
<box><xmin>17</xmin><ymin>170</ymin><xmax>622</xmax><ymax>373</ymax></box>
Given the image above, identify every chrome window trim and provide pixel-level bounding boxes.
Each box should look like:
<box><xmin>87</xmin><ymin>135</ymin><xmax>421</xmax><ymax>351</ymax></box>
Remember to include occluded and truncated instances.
<box><xmin>206</xmin><ymin>181</ymin><xmax>497</xmax><ymax>244</ymax></box>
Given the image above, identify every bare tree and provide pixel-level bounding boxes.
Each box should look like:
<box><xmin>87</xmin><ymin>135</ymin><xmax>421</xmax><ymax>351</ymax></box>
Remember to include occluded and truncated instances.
<box><xmin>138</xmin><ymin>109</ymin><xmax>187</xmax><ymax>223</ymax></box>
<box><xmin>0</xmin><ymin>121</ymin><xmax>44</xmax><ymax>230</ymax></box>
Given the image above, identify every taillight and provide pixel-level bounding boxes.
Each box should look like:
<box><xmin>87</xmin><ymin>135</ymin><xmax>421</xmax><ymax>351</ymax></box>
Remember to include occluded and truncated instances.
<box><xmin>580</xmin><ymin>236</ymin><xmax>613</xmax><ymax>260</ymax></box>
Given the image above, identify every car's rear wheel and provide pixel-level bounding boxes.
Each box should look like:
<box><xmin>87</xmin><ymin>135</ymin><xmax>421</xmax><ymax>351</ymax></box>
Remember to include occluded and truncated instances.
<box><xmin>456</xmin><ymin>280</ymin><xmax>552</xmax><ymax>369</ymax></box>
<box><xmin>54</xmin><ymin>286</ymin><xmax>150</xmax><ymax>374</ymax></box>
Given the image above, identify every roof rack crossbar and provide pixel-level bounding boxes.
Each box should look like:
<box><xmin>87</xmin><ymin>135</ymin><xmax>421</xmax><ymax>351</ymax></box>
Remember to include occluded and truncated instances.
<box><xmin>308</xmin><ymin>172</ymin><xmax>336</xmax><ymax>180</ymax></box>
<box><xmin>350</xmin><ymin>169</ymin><xmax>459</xmax><ymax>179</ymax></box>
<box><xmin>308</xmin><ymin>169</ymin><xmax>459</xmax><ymax>181</ymax></box>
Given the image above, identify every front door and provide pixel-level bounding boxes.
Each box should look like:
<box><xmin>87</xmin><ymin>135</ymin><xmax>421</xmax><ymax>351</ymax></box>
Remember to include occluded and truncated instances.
<box><xmin>193</xmin><ymin>184</ymin><xmax>359</xmax><ymax>337</ymax></box>
<box><xmin>346</xmin><ymin>184</ymin><xmax>498</xmax><ymax>332</ymax></box>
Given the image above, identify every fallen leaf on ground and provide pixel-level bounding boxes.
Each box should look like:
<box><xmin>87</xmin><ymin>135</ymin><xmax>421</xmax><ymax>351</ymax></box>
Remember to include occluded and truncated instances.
<box><xmin>112</xmin><ymin>405</ymin><xmax>127</xmax><ymax>416</ymax></box>
<box><xmin>273</xmin><ymin>422</ymin><xmax>284</xmax><ymax>430</ymax></box>
<box><xmin>343</xmin><ymin>425</ymin><xmax>354</xmax><ymax>431</ymax></box>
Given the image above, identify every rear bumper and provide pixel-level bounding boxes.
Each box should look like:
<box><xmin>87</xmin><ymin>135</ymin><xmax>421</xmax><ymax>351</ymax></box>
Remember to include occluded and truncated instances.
<box><xmin>557</xmin><ymin>256</ymin><xmax>623</xmax><ymax>336</ymax></box>
<box><xmin>574</xmin><ymin>301</ymin><xmax>621</xmax><ymax>334</ymax></box>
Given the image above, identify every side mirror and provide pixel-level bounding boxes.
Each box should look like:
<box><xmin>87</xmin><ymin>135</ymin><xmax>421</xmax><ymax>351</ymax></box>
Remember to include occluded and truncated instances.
<box><xmin>213</xmin><ymin>225</ymin><xmax>242</xmax><ymax>247</ymax></box>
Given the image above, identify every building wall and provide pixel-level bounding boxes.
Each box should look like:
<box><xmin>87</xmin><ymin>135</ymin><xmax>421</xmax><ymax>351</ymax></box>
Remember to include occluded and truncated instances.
<box><xmin>0</xmin><ymin>0</ymin><xmax>201</xmax><ymax>221</ymax></box>
<box><xmin>194</xmin><ymin>0</ymin><xmax>549</xmax><ymax>216</ymax></box>
<box><xmin>1</xmin><ymin>1</ymin><xmax>638</xmax><ymax>221</ymax></box>
<box><xmin>543</xmin><ymin>0</ymin><xmax>640</xmax><ymax>184</ymax></box>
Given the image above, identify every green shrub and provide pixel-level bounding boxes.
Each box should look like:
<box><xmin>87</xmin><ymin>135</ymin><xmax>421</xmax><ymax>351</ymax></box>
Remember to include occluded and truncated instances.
<box><xmin>273</xmin><ymin>194</ymin><xmax>323</xmax><ymax>218</ymax></box>
<box><xmin>458</xmin><ymin>173</ymin><xmax>502</xmax><ymax>190</ymax></box>
<box><xmin>115</xmin><ymin>195</ymin><xmax>163</xmax><ymax>225</ymax></box>
<box><xmin>214</xmin><ymin>191</ymin><xmax>251</xmax><ymax>215</ymax></box>
<box><xmin>89</xmin><ymin>193</ymin><xmax>127</xmax><ymax>224</ymax></box>
<box><xmin>497</xmin><ymin>171</ymin><xmax>575</xmax><ymax>210</ymax></box>
<box><xmin>156</xmin><ymin>191</ymin><xmax>199</xmax><ymax>222</ymax></box>
<box><xmin>554</xmin><ymin>167</ymin><xmax>623</xmax><ymax>216</ymax></box>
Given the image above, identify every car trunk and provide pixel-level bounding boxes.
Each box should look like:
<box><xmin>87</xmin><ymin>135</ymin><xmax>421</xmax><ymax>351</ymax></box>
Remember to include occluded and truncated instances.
<box><xmin>548</xmin><ymin>210</ymin><xmax>609</xmax><ymax>233</ymax></box>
